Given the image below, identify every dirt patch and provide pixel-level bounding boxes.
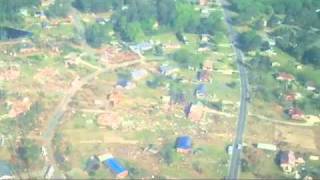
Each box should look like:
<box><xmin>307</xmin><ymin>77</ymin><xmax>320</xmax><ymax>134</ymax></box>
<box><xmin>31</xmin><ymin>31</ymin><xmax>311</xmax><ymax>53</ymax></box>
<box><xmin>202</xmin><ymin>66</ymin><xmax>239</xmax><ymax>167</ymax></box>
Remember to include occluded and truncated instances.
<box><xmin>33</xmin><ymin>67</ymin><xmax>69</xmax><ymax>92</ymax></box>
<box><xmin>274</xmin><ymin>124</ymin><xmax>317</xmax><ymax>152</ymax></box>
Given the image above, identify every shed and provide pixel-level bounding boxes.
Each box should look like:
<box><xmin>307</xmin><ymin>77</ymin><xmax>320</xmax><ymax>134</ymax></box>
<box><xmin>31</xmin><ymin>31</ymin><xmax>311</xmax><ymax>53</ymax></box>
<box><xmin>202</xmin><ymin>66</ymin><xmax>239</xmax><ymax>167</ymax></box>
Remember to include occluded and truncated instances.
<box><xmin>176</xmin><ymin>136</ymin><xmax>192</xmax><ymax>154</ymax></box>
<box><xmin>101</xmin><ymin>154</ymin><xmax>128</xmax><ymax>179</ymax></box>
<box><xmin>256</xmin><ymin>143</ymin><xmax>277</xmax><ymax>151</ymax></box>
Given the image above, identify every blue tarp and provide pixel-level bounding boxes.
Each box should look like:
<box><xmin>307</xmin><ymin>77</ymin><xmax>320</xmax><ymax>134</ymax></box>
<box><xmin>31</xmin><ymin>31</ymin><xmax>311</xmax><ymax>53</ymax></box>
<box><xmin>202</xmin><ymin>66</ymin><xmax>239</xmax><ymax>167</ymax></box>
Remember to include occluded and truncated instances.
<box><xmin>176</xmin><ymin>136</ymin><xmax>192</xmax><ymax>149</ymax></box>
<box><xmin>103</xmin><ymin>158</ymin><xmax>127</xmax><ymax>175</ymax></box>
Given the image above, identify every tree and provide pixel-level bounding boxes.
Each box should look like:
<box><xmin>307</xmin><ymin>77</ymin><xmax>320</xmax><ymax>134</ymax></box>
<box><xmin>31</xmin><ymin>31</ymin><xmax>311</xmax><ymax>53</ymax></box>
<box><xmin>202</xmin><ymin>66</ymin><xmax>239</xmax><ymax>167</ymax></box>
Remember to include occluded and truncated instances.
<box><xmin>198</xmin><ymin>11</ymin><xmax>224</xmax><ymax>35</ymax></box>
<box><xmin>0</xmin><ymin>0</ymin><xmax>40</xmax><ymax>23</ymax></box>
<box><xmin>172</xmin><ymin>49</ymin><xmax>204</xmax><ymax>68</ymax></box>
<box><xmin>237</xmin><ymin>31</ymin><xmax>262</xmax><ymax>51</ymax></box>
<box><xmin>303</xmin><ymin>47</ymin><xmax>320</xmax><ymax>67</ymax></box>
<box><xmin>46</xmin><ymin>0</ymin><xmax>71</xmax><ymax>18</ymax></box>
<box><xmin>72</xmin><ymin>0</ymin><xmax>115</xmax><ymax>13</ymax></box>
<box><xmin>16</xmin><ymin>139</ymin><xmax>41</xmax><ymax>165</ymax></box>
<box><xmin>17</xmin><ymin>102</ymin><xmax>43</xmax><ymax>135</ymax></box>
<box><xmin>156</xmin><ymin>0</ymin><xmax>177</xmax><ymax>27</ymax></box>
<box><xmin>174</xmin><ymin>1</ymin><xmax>200</xmax><ymax>32</ymax></box>
<box><xmin>125</xmin><ymin>22</ymin><xmax>145</xmax><ymax>42</ymax></box>
<box><xmin>85</xmin><ymin>23</ymin><xmax>111</xmax><ymax>48</ymax></box>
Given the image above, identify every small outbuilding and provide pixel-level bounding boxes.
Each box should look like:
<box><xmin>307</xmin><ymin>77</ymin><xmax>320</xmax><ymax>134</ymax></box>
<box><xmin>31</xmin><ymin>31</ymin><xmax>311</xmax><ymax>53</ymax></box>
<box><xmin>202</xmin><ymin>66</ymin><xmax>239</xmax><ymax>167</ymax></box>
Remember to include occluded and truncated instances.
<box><xmin>100</xmin><ymin>154</ymin><xmax>128</xmax><ymax>179</ymax></box>
<box><xmin>176</xmin><ymin>136</ymin><xmax>192</xmax><ymax>154</ymax></box>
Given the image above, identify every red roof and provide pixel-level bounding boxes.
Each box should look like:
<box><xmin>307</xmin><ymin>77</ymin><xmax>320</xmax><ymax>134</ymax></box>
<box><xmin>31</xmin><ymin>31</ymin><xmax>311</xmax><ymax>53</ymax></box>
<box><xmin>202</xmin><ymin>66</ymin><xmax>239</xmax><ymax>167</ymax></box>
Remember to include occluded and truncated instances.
<box><xmin>288</xmin><ymin>108</ymin><xmax>304</xmax><ymax>120</ymax></box>
<box><xmin>277</xmin><ymin>72</ymin><xmax>295</xmax><ymax>81</ymax></box>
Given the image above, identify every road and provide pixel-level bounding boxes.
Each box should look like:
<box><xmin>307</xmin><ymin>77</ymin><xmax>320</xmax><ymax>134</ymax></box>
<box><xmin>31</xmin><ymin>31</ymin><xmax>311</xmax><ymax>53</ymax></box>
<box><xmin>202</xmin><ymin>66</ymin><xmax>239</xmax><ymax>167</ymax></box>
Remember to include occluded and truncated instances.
<box><xmin>216</xmin><ymin>0</ymin><xmax>250</xmax><ymax>179</ymax></box>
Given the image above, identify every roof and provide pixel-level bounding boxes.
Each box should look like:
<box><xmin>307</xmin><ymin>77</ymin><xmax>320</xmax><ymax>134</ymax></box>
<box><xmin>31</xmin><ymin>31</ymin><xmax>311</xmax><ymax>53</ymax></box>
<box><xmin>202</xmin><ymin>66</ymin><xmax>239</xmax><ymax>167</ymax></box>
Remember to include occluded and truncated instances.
<box><xmin>103</xmin><ymin>158</ymin><xmax>127</xmax><ymax>175</ymax></box>
<box><xmin>117</xmin><ymin>79</ymin><xmax>131</xmax><ymax>87</ymax></box>
<box><xmin>288</xmin><ymin>107</ymin><xmax>304</xmax><ymax>117</ymax></box>
<box><xmin>176</xmin><ymin>136</ymin><xmax>192</xmax><ymax>150</ymax></box>
<box><xmin>276</xmin><ymin>72</ymin><xmax>295</xmax><ymax>81</ymax></box>
<box><xmin>256</xmin><ymin>143</ymin><xmax>277</xmax><ymax>151</ymax></box>
<box><xmin>280</xmin><ymin>151</ymin><xmax>296</xmax><ymax>165</ymax></box>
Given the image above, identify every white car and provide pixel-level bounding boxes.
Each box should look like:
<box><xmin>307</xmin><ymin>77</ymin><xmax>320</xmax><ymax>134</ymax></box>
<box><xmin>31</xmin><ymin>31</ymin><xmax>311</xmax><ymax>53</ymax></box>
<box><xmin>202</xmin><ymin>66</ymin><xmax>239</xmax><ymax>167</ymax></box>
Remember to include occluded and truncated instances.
<box><xmin>237</xmin><ymin>144</ymin><xmax>243</xmax><ymax>150</ymax></box>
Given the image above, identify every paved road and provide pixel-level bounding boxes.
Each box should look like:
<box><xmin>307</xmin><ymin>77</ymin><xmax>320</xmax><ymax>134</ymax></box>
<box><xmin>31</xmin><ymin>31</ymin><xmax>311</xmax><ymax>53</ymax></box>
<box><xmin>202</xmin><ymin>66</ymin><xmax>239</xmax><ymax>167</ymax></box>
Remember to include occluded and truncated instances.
<box><xmin>216</xmin><ymin>0</ymin><xmax>250</xmax><ymax>179</ymax></box>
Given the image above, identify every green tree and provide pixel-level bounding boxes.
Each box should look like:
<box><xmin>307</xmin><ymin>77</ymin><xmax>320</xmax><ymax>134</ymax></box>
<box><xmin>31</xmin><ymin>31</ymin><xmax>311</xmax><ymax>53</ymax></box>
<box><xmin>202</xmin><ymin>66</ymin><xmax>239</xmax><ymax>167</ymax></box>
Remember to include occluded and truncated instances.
<box><xmin>156</xmin><ymin>0</ymin><xmax>177</xmax><ymax>27</ymax></box>
<box><xmin>46</xmin><ymin>0</ymin><xmax>71</xmax><ymax>18</ymax></box>
<box><xmin>17</xmin><ymin>139</ymin><xmax>41</xmax><ymax>165</ymax></box>
<box><xmin>85</xmin><ymin>23</ymin><xmax>111</xmax><ymax>48</ymax></box>
<box><xmin>17</xmin><ymin>102</ymin><xmax>43</xmax><ymax>135</ymax></box>
<box><xmin>174</xmin><ymin>1</ymin><xmax>200</xmax><ymax>32</ymax></box>
<box><xmin>303</xmin><ymin>47</ymin><xmax>320</xmax><ymax>67</ymax></box>
<box><xmin>173</xmin><ymin>48</ymin><xmax>204</xmax><ymax>68</ymax></box>
<box><xmin>125</xmin><ymin>22</ymin><xmax>145</xmax><ymax>42</ymax></box>
<box><xmin>237</xmin><ymin>31</ymin><xmax>262</xmax><ymax>51</ymax></box>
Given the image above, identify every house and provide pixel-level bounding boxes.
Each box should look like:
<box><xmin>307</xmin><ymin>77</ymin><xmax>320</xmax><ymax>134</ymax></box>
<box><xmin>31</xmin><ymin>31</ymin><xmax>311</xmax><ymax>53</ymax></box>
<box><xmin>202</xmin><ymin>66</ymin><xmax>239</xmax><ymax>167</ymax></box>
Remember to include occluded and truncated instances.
<box><xmin>280</xmin><ymin>151</ymin><xmax>296</xmax><ymax>173</ymax></box>
<box><xmin>202</xmin><ymin>60</ymin><xmax>213</xmax><ymax>71</ymax></box>
<box><xmin>284</xmin><ymin>92</ymin><xmax>302</xmax><ymax>102</ymax></box>
<box><xmin>287</xmin><ymin>107</ymin><xmax>304</xmax><ymax>120</ymax></box>
<box><xmin>159</xmin><ymin>64</ymin><xmax>179</xmax><ymax>76</ymax></box>
<box><xmin>256</xmin><ymin>143</ymin><xmax>277</xmax><ymax>151</ymax></box>
<box><xmin>195</xmin><ymin>84</ymin><xmax>207</xmax><ymax>97</ymax></box>
<box><xmin>185</xmin><ymin>103</ymin><xmax>205</xmax><ymax>122</ymax></box>
<box><xmin>0</xmin><ymin>161</ymin><xmax>14</xmax><ymax>179</ymax></box>
<box><xmin>176</xmin><ymin>136</ymin><xmax>192</xmax><ymax>154</ymax></box>
<box><xmin>129</xmin><ymin>42</ymin><xmax>153</xmax><ymax>54</ymax></box>
<box><xmin>99</xmin><ymin>154</ymin><xmax>128</xmax><ymax>179</ymax></box>
<box><xmin>276</xmin><ymin>72</ymin><xmax>295</xmax><ymax>82</ymax></box>
<box><xmin>116</xmin><ymin>79</ymin><xmax>135</xmax><ymax>89</ymax></box>
<box><xmin>197</xmin><ymin>70</ymin><xmax>211</xmax><ymax>82</ymax></box>
<box><xmin>306</xmin><ymin>81</ymin><xmax>317</xmax><ymax>91</ymax></box>
<box><xmin>131</xmin><ymin>69</ymin><xmax>148</xmax><ymax>81</ymax></box>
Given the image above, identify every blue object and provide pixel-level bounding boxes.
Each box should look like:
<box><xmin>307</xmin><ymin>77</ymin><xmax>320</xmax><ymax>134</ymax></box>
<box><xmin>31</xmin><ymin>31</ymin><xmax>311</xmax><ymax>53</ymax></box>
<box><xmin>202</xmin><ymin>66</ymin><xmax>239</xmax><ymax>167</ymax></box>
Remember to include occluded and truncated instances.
<box><xmin>117</xmin><ymin>79</ymin><xmax>130</xmax><ymax>87</ymax></box>
<box><xmin>196</xmin><ymin>84</ymin><xmax>207</xmax><ymax>95</ymax></box>
<box><xmin>103</xmin><ymin>158</ymin><xmax>127</xmax><ymax>175</ymax></box>
<box><xmin>176</xmin><ymin>136</ymin><xmax>192</xmax><ymax>150</ymax></box>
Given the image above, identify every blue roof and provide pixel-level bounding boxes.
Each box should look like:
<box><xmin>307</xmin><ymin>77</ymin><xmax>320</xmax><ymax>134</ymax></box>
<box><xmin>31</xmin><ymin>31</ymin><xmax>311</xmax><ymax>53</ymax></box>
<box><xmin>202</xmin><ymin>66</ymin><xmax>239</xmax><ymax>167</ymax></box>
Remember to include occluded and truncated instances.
<box><xmin>117</xmin><ymin>79</ymin><xmax>130</xmax><ymax>87</ymax></box>
<box><xmin>176</xmin><ymin>136</ymin><xmax>192</xmax><ymax>149</ymax></box>
<box><xmin>197</xmin><ymin>84</ymin><xmax>207</xmax><ymax>94</ymax></box>
<box><xmin>103</xmin><ymin>158</ymin><xmax>127</xmax><ymax>175</ymax></box>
